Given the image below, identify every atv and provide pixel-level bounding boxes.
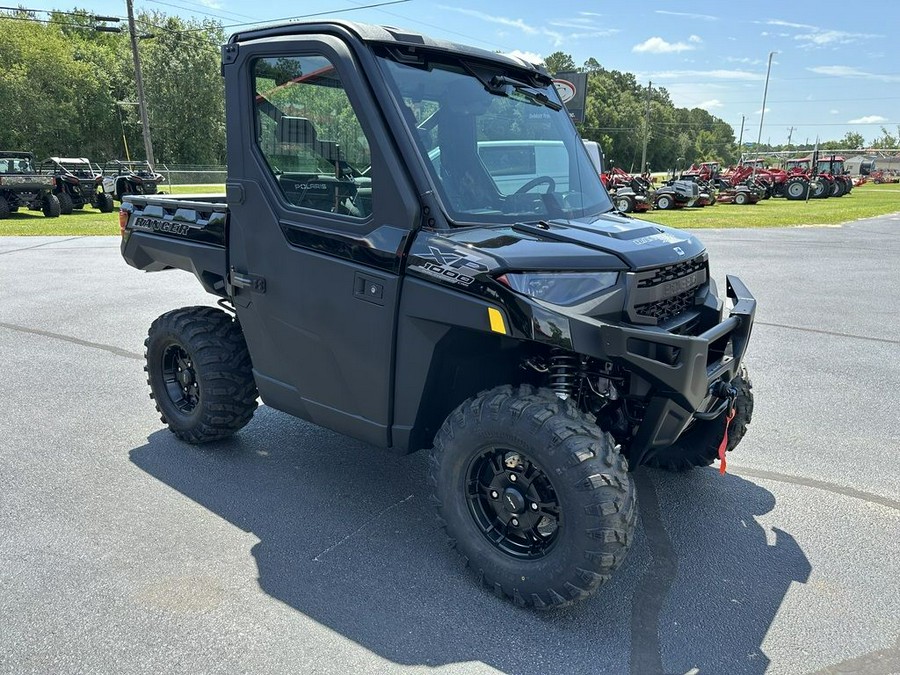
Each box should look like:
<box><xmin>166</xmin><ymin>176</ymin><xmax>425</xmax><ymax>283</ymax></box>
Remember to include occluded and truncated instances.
<box><xmin>0</xmin><ymin>151</ymin><xmax>60</xmax><ymax>219</ymax></box>
<box><xmin>39</xmin><ymin>157</ymin><xmax>115</xmax><ymax>214</ymax></box>
<box><xmin>102</xmin><ymin>160</ymin><xmax>165</xmax><ymax>202</ymax></box>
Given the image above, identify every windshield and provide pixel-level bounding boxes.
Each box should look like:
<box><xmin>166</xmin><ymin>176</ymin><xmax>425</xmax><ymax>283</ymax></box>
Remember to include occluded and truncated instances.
<box><xmin>0</xmin><ymin>156</ymin><xmax>35</xmax><ymax>174</ymax></box>
<box><xmin>377</xmin><ymin>52</ymin><xmax>612</xmax><ymax>225</ymax></box>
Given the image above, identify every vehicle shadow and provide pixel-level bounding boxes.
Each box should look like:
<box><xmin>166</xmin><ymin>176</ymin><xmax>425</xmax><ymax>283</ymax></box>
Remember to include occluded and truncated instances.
<box><xmin>129</xmin><ymin>407</ymin><xmax>809</xmax><ymax>674</ymax></box>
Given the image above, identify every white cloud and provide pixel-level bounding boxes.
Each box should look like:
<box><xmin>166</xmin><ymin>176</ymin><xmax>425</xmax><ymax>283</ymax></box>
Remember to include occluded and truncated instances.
<box><xmin>438</xmin><ymin>7</ymin><xmax>537</xmax><ymax>34</ymax></box>
<box><xmin>632</xmin><ymin>37</ymin><xmax>696</xmax><ymax>54</ymax></box>
<box><xmin>755</xmin><ymin>107</ymin><xmax>771</xmax><ymax>115</ymax></box>
<box><xmin>764</xmin><ymin>19</ymin><xmax>815</xmax><ymax>29</ymax></box>
<box><xmin>697</xmin><ymin>99</ymin><xmax>724</xmax><ymax>109</ymax></box>
<box><xmin>830</xmin><ymin>109</ymin><xmax>839</xmax><ymax>114</ymax></box>
<box><xmin>579</xmin><ymin>11</ymin><xmax>603</xmax><ymax>17</ymax></box>
<box><xmin>688</xmin><ymin>34</ymin><xmax>702</xmax><ymax>43</ymax></box>
<box><xmin>504</xmin><ymin>49</ymin><xmax>543</xmax><ymax>65</ymax></box>
<box><xmin>809</xmin><ymin>65</ymin><xmax>900</xmax><ymax>83</ymax></box>
<box><xmin>655</xmin><ymin>10</ymin><xmax>718</xmax><ymax>21</ymax></box>
<box><xmin>848</xmin><ymin>115</ymin><xmax>888</xmax><ymax>124</ymax></box>
<box><xmin>643</xmin><ymin>69</ymin><xmax>764</xmax><ymax>81</ymax></box>
<box><xmin>760</xmin><ymin>19</ymin><xmax>881</xmax><ymax>48</ymax></box>
<box><xmin>726</xmin><ymin>57</ymin><xmax>763</xmax><ymax>65</ymax></box>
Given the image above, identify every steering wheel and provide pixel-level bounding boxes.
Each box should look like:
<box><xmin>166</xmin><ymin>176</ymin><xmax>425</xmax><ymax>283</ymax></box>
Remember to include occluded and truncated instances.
<box><xmin>515</xmin><ymin>175</ymin><xmax>556</xmax><ymax>195</ymax></box>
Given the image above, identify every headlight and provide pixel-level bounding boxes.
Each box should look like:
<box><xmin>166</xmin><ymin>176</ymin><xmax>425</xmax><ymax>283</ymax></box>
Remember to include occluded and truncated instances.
<box><xmin>500</xmin><ymin>271</ymin><xmax>619</xmax><ymax>306</ymax></box>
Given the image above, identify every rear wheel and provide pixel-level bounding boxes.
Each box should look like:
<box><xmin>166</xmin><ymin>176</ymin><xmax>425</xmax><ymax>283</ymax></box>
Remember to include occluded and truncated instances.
<box><xmin>430</xmin><ymin>385</ymin><xmax>636</xmax><ymax>609</ymax></box>
<box><xmin>145</xmin><ymin>306</ymin><xmax>258</xmax><ymax>444</ymax></box>
<box><xmin>57</xmin><ymin>191</ymin><xmax>74</xmax><ymax>215</ymax></box>
<box><xmin>734</xmin><ymin>192</ymin><xmax>749</xmax><ymax>205</ymax></box>
<box><xmin>42</xmin><ymin>194</ymin><xmax>61</xmax><ymax>218</ymax></box>
<box><xmin>831</xmin><ymin>180</ymin><xmax>845</xmax><ymax>197</ymax></box>
<box><xmin>0</xmin><ymin>195</ymin><xmax>10</xmax><ymax>219</ymax></box>
<box><xmin>812</xmin><ymin>180</ymin><xmax>830</xmax><ymax>199</ymax></box>
<box><xmin>656</xmin><ymin>194</ymin><xmax>673</xmax><ymax>210</ymax></box>
<box><xmin>646</xmin><ymin>367</ymin><xmax>753</xmax><ymax>472</ymax></box>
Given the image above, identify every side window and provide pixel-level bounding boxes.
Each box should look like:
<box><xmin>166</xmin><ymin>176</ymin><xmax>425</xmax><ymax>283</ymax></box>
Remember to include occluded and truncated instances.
<box><xmin>253</xmin><ymin>55</ymin><xmax>373</xmax><ymax>218</ymax></box>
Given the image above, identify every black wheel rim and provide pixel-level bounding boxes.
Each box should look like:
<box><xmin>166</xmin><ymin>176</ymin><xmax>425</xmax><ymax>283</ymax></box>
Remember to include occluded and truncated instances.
<box><xmin>161</xmin><ymin>344</ymin><xmax>200</xmax><ymax>414</ymax></box>
<box><xmin>465</xmin><ymin>448</ymin><xmax>561</xmax><ymax>559</ymax></box>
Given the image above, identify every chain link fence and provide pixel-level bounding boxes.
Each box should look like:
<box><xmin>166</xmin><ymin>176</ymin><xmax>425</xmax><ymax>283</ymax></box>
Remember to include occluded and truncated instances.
<box><xmin>156</xmin><ymin>164</ymin><xmax>227</xmax><ymax>186</ymax></box>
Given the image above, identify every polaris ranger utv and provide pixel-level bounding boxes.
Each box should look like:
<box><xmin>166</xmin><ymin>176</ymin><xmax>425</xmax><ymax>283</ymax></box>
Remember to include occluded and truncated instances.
<box><xmin>121</xmin><ymin>21</ymin><xmax>756</xmax><ymax>609</ymax></box>
<box><xmin>0</xmin><ymin>151</ymin><xmax>61</xmax><ymax>219</ymax></box>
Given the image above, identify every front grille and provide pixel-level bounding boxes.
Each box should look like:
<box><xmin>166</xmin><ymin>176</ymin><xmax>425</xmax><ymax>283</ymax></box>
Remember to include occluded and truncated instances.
<box><xmin>635</xmin><ymin>289</ymin><xmax>697</xmax><ymax>322</ymax></box>
<box><xmin>630</xmin><ymin>253</ymin><xmax>708</xmax><ymax>324</ymax></box>
<box><xmin>637</xmin><ymin>255</ymin><xmax>707</xmax><ymax>288</ymax></box>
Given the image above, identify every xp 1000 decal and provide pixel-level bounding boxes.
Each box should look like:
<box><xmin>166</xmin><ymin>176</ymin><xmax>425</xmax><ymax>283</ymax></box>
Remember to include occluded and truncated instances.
<box><xmin>410</xmin><ymin>245</ymin><xmax>489</xmax><ymax>287</ymax></box>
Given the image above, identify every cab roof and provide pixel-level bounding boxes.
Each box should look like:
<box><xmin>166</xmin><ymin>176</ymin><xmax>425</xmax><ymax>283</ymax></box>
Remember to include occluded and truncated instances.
<box><xmin>228</xmin><ymin>20</ymin><xmax>546</xmax><ymax>77</ymax></box>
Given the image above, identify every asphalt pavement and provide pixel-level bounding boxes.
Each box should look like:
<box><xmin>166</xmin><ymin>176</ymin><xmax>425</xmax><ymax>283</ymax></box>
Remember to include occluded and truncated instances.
<box><xmin>1</xmin><ymin>215</ymin><xmax>898</xmax><ymax>675</ymax></box>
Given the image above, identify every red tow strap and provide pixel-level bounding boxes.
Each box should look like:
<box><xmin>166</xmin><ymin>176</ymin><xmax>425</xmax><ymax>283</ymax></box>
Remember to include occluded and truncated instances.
<box><xmin>718</xmin><ymin>407</ymin><xmax>736</xmax><ymax>475</ymax></box>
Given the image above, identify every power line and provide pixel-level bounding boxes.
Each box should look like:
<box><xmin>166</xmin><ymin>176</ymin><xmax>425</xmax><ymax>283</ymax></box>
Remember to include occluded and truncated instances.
<box><xmin>144</xmin><ymin>0</ymin><xmax>254</xmax><ymax>24</ymax></box>
<box><xmin>172</xmin><ymin>0</ymin><xmax>413</xmax><ymax>33</ymax></box>
<box><xmin>0</xmin><ymin>5</ymin><xmax>124</xmax><ymax>18</ymax></box>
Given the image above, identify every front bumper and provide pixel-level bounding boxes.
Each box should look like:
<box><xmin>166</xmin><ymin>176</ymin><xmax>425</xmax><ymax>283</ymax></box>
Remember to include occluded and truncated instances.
<box><xmin>570</xmin><ymin>275</ymin><xmax>756</xmax><ymax>458</ymax></box>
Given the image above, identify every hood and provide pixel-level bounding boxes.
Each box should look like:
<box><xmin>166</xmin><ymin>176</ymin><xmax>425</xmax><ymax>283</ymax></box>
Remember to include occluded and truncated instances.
<box><xmin>421</xmin><ymin>213</ymin><xmax>705</xmax><ymax>273</ymax></box>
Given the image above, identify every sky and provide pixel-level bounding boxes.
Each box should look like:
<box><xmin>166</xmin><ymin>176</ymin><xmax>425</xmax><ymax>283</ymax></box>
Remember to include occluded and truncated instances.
<box><xmin>25</xmin><ymin>0</ymin><xmax>900</xmax><ymax>146</ymax></box>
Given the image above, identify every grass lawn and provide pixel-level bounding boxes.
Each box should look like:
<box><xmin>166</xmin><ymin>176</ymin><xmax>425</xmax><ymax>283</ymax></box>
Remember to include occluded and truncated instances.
<box><xmin>2</xmin><ymin>182</ymin><xmax>898</xmax><ymax>236</ymax></box>
<box><xmin>0</xmin><ymin>184</ymin><xmax>224</xmax><ymax>236</ymax></box>
<box><xmin>632</xmin><ymin>182</ymin><xmax>900</xmax><ymax>228</ymax></box>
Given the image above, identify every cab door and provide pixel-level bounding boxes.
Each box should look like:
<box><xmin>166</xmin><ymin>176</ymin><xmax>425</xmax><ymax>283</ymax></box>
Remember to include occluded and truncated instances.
<box><xmin>223</xmin><ymin>36</ymin><xmax>418</xmax><ymax>447</ymax></box>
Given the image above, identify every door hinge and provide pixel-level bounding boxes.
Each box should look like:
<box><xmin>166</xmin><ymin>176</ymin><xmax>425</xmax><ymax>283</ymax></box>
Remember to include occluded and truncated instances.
<box><xmin>230</xmin><ymin>267</ymin><xmax>266</xmax><ymax>294</ymax></box>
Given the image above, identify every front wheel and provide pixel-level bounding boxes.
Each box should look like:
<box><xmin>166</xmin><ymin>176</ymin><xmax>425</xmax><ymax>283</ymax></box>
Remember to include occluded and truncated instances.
<box><xmin>42</xmin><ymin>194</ymin><xmax>61</xmax><ymax>218</ymax></box>
<box><xmin>615</xmin><ymin>195</ymin><xmax>634</xmax><ymax>213</ymax></box>
<box><xmin>656</xmin><ymin>194</ymin><xmax>673</xmax><ymax>210</ymax></box>
<box><xmin>145</xmin><ymin>306</ymin><xmax>258</xmax><ymax>444</ymax></box>
<box><xmin>430</xmin><ymin>385</ymin><xmax>636</xmax><ymax>609</ymax></box>
<box><xmin>646</xmin><ymin>366</ymin><xmax>753</xmax><ymax>472</ymax></box>
<box><xmin>734</xmin><ymin>191</ymin><xmax>749</xmax><ymax>205</ymax></box>
<box><xmin>97</xmin><ymin>193</ymin><xmax>114</xmax><ymax>213</ymax></box>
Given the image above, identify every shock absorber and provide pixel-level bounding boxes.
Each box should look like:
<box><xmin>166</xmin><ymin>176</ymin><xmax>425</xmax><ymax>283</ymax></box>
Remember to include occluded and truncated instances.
<box><xmin>548</xmin><ymin>350</ymin><xmax>580</xmax><ymax>399</ymax></box>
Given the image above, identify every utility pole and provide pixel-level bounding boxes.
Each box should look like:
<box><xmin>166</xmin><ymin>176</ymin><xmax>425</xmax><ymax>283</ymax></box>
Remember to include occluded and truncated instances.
<box><xmin>737</xmin><ymin>114</ymin><xmax>745</xmax><ymax>158</ymax></box>
<box><xmin>753</xmin><ymin>51</ymin><xmax>776</xmax><ymax>179</ymax></box>
<box><xmin>787</xmin><ymin>126</ymin><xmax>795</xmax><ymax>148</ymax></box>
<box><xmin>640</xmin><ymin>81</ymin><xmax>651</xmax><ymax>175</ymax></box>
<box><xmin>126</xmin><ymin>0</ymin><xmax>155</xmax><ymax>168</ymax></box>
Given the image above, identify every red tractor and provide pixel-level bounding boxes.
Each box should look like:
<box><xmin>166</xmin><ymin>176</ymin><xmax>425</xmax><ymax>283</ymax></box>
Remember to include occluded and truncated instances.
<box><xmin>782</xmin><ymin>153</ymin><xmax>849</xmax><ymax>199</ymax></box>
<box><xmin>736</xmin><ymin>159</ymin><xmax>790</xmax><ymax>198</ymax></box>
<box><xmin>815</xmin><ymin>155</ymin><xmax>853</xmax><ymax>197</ymax></box>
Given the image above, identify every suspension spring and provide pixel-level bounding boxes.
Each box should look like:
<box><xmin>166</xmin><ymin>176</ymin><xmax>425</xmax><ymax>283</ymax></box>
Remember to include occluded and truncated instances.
<box><xmin>548</xmin><ymin>351</ymin><xmax>580</xmax><ymax>398</ymax></box>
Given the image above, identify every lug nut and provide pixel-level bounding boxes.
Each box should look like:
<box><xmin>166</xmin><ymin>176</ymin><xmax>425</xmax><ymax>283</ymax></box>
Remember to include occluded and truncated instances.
<box><xmin>509</xmin><ymin>474</ymin><xmax>517</xmax><ymax>482</ymax></box>
<box><xmin>490</xmin><ymin>490</ymin><xmax>499</xmax><ymax>499</ymax></box>
<box><xmin>511</xmin><ymin>518</ymin><xmax>519</xmax><ymax>527</ymax></box>
<box><xmin>531</xmin><ymin>502</ymin><xmax>538</xmax><ymax>511</ymax></box>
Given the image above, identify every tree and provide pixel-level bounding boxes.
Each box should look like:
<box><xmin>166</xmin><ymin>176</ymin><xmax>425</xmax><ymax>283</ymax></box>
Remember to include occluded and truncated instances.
<box><xmin>841</xmin><ymin>132</ymin><xmax>865</xmax><ymax>149</ymax></box>
<box><xmin>544</xmin><ymin>51</ymin><xmax>575</xmax><ymax>74</ymax></box>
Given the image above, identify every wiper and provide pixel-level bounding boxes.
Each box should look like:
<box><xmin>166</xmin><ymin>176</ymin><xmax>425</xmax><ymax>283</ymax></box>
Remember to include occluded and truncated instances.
<box><xmin>488</xmin><ymin>74</ymin><xmax>563</xmax><ymax>111</ymax></box>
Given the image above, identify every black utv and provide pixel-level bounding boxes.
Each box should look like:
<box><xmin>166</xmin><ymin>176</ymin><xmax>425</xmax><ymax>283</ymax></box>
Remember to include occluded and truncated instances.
<box><xmin>120</xmin><ymin>21</ymin><xmax>756</xmax><ymax>609</ymax></box>
<box><xmin>0</xmin><ymin>151</ymin><xmax>61</xmax><ymax>219</ymax></box>
<box><xmin>39</xmin><ymin>157</ymin><xmax>115</xmax><ymax>214</ymax></box>
<box><xmin>102</xmin><ymin>160</ymin><xmax>165</xmax><ymax>202</ymax></box>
